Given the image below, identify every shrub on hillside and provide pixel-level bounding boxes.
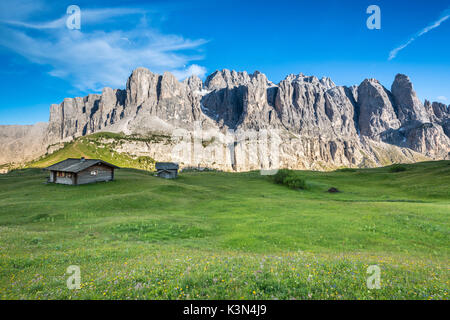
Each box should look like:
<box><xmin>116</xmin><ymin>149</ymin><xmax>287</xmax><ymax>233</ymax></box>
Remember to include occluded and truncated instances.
<box><xmin>273</xmin><ymin>169</ymin><xmax>292</xmax><ymax>184</ymax></box>
<box><xmin>390</xmin><ymin>164</ymin><xmax>407</xmax><ymax>173</ymax></box>
<box><xmin>273</xmin><ymin>169</ymin><xmax>307</xmax><ymax>190</ymax></box>
<box><xmin>336</xmin><ymin>167</ymin><xmax>357</xmax><ymax>172</ymax></box>
<box><xmin>283</xmin><ymin>176</ymin><xmax>306</xmax><ymax>190</ymax></box>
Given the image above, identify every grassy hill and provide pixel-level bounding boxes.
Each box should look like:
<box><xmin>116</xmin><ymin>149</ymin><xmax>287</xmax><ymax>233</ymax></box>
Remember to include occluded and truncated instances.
<box><xmin>27</xmin><ymin>132</ymin><xmax>158</xmax><ymax>171</ymax></box>
<box><xmin>0</xmin><ymin>161</ymin><xmax>448</xmax><ymax>299</ymax></box>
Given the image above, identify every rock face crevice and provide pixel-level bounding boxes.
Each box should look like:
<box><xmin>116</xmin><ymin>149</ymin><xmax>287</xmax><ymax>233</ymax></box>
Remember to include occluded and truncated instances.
<box><xmin>1</xmin><ymin>68</ymin><xmax>449</xmax><ymax>170</ymax></box>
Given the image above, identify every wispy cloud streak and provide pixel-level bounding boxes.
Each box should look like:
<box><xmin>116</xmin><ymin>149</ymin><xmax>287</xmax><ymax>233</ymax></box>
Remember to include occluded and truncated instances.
<box><xmin>389</xmin><ymin>8</ymin><xmax>450</xmax><ymax>60</ymax></box>
<box><xmin>0</xmin><ymin>3</ymin><xmax>208</xmax><ymax>92</ymax></box>
<box><xmin>0</xmin><ymin>8</ymin><xmax>145</xmax><ymax>29</ymax></box>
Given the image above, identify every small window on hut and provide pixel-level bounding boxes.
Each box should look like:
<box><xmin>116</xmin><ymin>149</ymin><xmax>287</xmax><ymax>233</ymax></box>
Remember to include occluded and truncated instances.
<box><xmin>91</xmin><ymin>170</ymin><xmax>98</xmax><ymax>176</ymax></box>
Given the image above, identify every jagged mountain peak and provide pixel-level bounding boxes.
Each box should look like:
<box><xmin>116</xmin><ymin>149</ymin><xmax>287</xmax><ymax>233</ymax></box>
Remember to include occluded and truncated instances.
<box><xmin>204</xmin><ymin>69</ymin><xmax>271</xmax><ymax>90</ymax></box>
<box><xmin>391</xmin><ymin>72</ymin><xmax>430</xmax><ymax>124</ymax></box>
<box><xmin>393</xmin><ymin>73</ymin><xmax>412</xmax><ymax>85</ymax></box>
<box><xmin>361</xmin><ymin>78</ymin><xmax>382</xmax><ymax>85</ymax></box>
<box><xmin>183</xmin><ymin>74</ymin><xmax>203</xmax><ymax>92</ymax></box>
<box><xmin>1</xmin><ymin>68</ymin><xmax>449</xmax><ymax>170</ymax></box>
<box><xmin>280</xmin><ymin>73</ymin><xmax>336</xmax><ymax>90</ymax></box>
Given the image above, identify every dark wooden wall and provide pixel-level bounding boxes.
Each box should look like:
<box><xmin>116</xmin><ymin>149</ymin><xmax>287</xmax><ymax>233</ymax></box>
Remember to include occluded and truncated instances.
<box><xmin>77</xmin><ymin>164</ymin><xmax>114</xmax><ymax>185</ymax></box>
<box><xmin>157</xmin><ymin>170</ymin><xmax>178</xmax><ymax>179</ymax></box>
<box><xmin>54</xmin><ymin>172</ymin><xmax>74</xmax><ymax>185</ymax></box>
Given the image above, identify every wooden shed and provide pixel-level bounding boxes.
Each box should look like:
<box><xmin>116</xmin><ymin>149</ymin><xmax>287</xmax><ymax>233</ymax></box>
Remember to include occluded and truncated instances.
<box><xmin>155</xmin><ymin>162</ymin><xmax>179</xmax><ymax>179</ymax></box>
<box><xmin>44</xmin><ymin>158</ymin><xmax>119</xmax><ymax>185</ymax></box>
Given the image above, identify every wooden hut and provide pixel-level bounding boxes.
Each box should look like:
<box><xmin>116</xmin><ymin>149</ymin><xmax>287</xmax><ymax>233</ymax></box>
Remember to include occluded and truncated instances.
<box><xmin>45</xmin><ymin>158</ymin><xmax>119</xmax><ymax>185</ymax></box>
<box><xmin>155</xmin><ymin>162</ymin><xmax>179</xmax><ymax>179</ymax></box>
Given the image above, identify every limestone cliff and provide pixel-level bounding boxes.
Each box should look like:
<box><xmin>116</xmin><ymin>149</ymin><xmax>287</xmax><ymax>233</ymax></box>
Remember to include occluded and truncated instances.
<box><xmin>1</xmin><ymin>68</ymin><xmax>448</xmax><ymax>171</ymax></box>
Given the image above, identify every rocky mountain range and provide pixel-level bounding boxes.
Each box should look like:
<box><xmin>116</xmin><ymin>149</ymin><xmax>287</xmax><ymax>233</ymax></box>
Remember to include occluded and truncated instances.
<box><xmin>1</xmin><ymin>68</ymin><xmax>449</xmax><ymax>171</ymax></box>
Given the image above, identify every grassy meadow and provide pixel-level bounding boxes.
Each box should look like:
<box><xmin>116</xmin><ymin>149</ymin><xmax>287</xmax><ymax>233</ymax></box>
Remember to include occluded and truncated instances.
<box><xmin>0</xmin><ymin>160</ymin><xmax>449</xmax><ymax>299</ymax></box>
<box><xmin>28</xmin><ymin>132</ymin><xmax>158</xmax><ymax>171</ymax></box>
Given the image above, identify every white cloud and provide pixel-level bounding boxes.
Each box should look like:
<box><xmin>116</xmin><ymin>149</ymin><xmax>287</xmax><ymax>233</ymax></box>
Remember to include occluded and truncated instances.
<box><xmin>171</xmin><ymin>64</ymin><xmax>207</xmax><ymax>79</ymax></box>
<box><xmin>388</xmin><ymin>9</ymin><xmax>450</xmax><ymax>60</ymax></box>
<box><xmin>0</xmin><ymin>17</ymin><xmax>65</xmax><ymax>29</ymax></box>
<box><xmin>0</xmin><ymin>4</ymin><xmax>208</xmax><ymax>92</ymax></box>
<box><xmin>0</xmin><ymin>8</ymin><xmax>145</xmax><ymax>30</ymax></box>
<box><xmin>436</xmin><ymin>96</ymin><xmax>447</xmax><ymax>101</ymax></box>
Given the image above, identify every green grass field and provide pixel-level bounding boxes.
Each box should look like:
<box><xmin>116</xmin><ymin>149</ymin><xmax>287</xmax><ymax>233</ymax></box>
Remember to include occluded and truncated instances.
<box><xmin>0</xmin><ymin>161</ymin><xmax>449</xmax><ymax>299</ymax></box>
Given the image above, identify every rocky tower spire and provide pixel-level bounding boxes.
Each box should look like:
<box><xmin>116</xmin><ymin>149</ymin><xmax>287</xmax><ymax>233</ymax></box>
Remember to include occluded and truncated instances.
<box><xmin>356</xmin><ymin>79</ymin><xmax>400</xmax><ymax>139</ymax></box>
<box><xmin>391</xmin><ymin>74</ymin><xmax>430</xmax><ymax>125</ymax></box>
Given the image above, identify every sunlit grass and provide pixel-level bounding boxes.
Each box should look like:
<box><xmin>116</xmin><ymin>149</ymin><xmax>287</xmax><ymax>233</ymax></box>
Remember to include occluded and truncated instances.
<box><xmin>0</xmin><ymin>161</ymin><xmax>449</xmax><ymax>299</ymax></box>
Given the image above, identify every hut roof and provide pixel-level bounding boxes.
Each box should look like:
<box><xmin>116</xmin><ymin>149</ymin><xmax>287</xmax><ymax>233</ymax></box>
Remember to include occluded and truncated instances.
<box><xmin>155</xmin><ymin>162</ymin><xmax>179</xmax><ymax>170</ymax></box>
<box><xmin>44</xmin><ymin>158</ymin><xmax>119</xmax><ymax>173</ymax></box>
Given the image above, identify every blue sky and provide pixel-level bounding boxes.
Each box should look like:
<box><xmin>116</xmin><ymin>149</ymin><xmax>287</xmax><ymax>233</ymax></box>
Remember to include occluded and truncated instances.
<box><xmin>0</xmin><ymin>0</ymin><xmax>449</xmax><ymax>124</ymax></box>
